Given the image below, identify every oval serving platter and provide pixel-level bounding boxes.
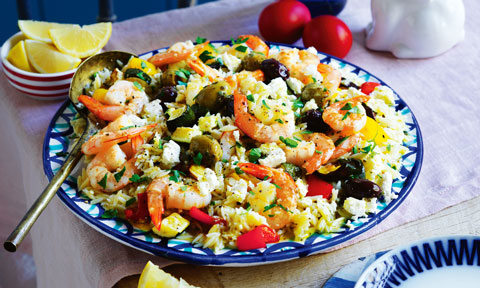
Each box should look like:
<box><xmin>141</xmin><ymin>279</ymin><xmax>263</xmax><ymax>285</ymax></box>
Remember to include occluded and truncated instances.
<box><xmin>354</xmin><ymin>235</ymin><xmax>480</xmax><ymax>288</ymax></box>
<box><xmin>42</xmin><ymin>41</ymin><xmax>423</xmax><ymax>266</ymax></box>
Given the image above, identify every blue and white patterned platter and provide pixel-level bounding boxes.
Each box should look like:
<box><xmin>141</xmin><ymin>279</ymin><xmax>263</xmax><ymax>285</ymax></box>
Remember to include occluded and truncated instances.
<box><xmin>42</xmin><ymin>41</ymin><xmax>423</xmax><ymax>266</ymax></box>
<box><xmin>354</xmin><ymin>235</ymin><xmax>480</xmax><ymax>288</ymax></box>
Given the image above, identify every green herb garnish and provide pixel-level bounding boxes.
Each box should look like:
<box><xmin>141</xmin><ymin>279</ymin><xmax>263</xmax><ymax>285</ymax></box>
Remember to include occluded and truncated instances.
<box><xmin>262</xmin><ymin>99</ymin><xmax>270</xmax><ymax>109</ymax></box>
<box><xmin>169</xmin><ymin>170</ymin><xmax>181</xmax><ymax>183</ymax></box>
<box><xmin>293</xmin><ymin>99</ymin><xmax>304</xmax><ymax>110</ymax></box>
<box><xmin>246</xmin><ymin>94</ymin><xmax>254</xmax><ymax>102</ymax></box>
<box><xmin>193</xmin><ymin>152</ymin><xmax>203</xmax><ymax>165</ymax></box>
<box><xmin>196</xmin><ymin>36</ymin><xmax>207</xmax><ymax>44</ymax></box>
<box><xmin>334</xmin><ymin>136</ymin><xmax>350</xmax><ymax>146</ymax></box>
<box><xmin>129</xmin><ymin>174</ymin><xmax>150</xmax><ymax>183</ymax></box>
<box><xmin>199</xmin><ymin>50</ymin><xmax>214</xmax><ymax>63</ymax></box>
<box><xmin>126</xmin><ymin>197</ymin><xmax>136</xmax><ymax>207</ymax></box>
<box><xmin>301</xmin><ymin>130</ymin><xmax>313</xmax><ymax>134</ymax></box>
<box><xmin>275</xmin><ymin>119</ymin><xmax>284</xmax><ymax>124</ymax></box>
<box><xmin>231</xmin><ymin>36</ymin><xmax>249</xmax><ymax>45</ymax></box>
<box><xmin>98</xmin><ymin>173</ymin><xmax>108</xmax><ymax>189</ymax></box>
<box><xmin>114</xmin><ymin>166</ymin><xmax>126</xmax><ymax>182</ymax></box>
<box><xmin>280</xmin><ymin>136</ymin><xmax>298</xmax><ymax>148</ymax></box>
<box><xmin>235</xmin><ymin>167</ymin><xmax>244</xmax><ymax>175</ymax></box>
<box><xmin>181</xmin><ymin>185</ymin><xmax>188</xmax><ymax>191</ymax></box>
<box><xmin>315</xmin><ymin>150</ymin><xmax>322</xmax><ymax>154</ymax></box>
<box><xmin>120</xmin><ymin>125</ymin><xmax>135</xmax><ymax>130</ymax></box>
<box><xmin>263</xmin><ymin>203</ymin><xmax>277</xmax><ymax>212</ymax></box>
<box><xmin>141</xmin><ymin>61</ymin><xmax>147</xmax><ymax>69</ymax></box>
<box><xmin>133</xmin><ymin>81</ymin><xmax>143</xmax><ymax>91</ymax></box>
<box><xmin>249</xmin><ymin>148</ymin><xmax>262</xmax><ymax>163</ymax></box>
<box><xmin>235</xmin><ymin>45</ymin><xmax>248</xmax><ymax>53</ymax></box>
<box><xmin>101</xmin><ymin>209</ymin><xmax>118</xmax><ymax>219</ymax></box>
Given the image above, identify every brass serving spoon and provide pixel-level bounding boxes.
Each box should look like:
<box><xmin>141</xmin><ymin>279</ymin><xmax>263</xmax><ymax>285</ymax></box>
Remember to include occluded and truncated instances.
<box><xmin>4</xmin><ymin>51</ymin><xmax>136</xmax><ymax>252</ymax></box>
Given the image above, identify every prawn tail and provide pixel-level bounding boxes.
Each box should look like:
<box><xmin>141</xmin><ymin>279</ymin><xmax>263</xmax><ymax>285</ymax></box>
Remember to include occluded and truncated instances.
<box><xmin>147</xmin><ymin>191</ymin><xmax>164</xmax><ymax>231</ymax></box>
<box><xmin>104</xmin><ymin>124</ymin><xmax>156</xmax><ymax>145</ymax></box>
<box><xmin>238</xmin><ymin>163</ymin><xmax>273</xmax><ymax>179</ymax></box>
<box><xmin>187</xmin><ymin>58</ymin><xmax>221</xmax><ymax>82</ymax></box>
<box><xmin>78</xmin><ymin>95</ymin><xmax>125</xmax><ymax>121</ymax></box>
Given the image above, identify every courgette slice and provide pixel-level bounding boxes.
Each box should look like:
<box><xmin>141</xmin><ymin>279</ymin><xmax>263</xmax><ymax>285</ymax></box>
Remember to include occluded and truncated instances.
<box><xmin>166</xmin><ymin>105</ymin><xmax>196</xmax><ymax>131</ymax></box>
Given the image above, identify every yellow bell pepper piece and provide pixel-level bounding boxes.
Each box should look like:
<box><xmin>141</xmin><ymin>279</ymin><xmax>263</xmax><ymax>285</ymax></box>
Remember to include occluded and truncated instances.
<box><xmin>171</xmin><ymin>127</ymin><xmax>202</xmax><ymax>143</ymax></box>
<box><xmin>360</xmin><ymin>117</ymin><xmax>388</xmax><ymax>145</ymax></box>
<box><xmin>92</xmin><ymin>88</ymin><xmax>108</xmax><ymax>103</ymax></box>
<box><xmin>189</xmin><ymin>165</ymin><xmax>206</xmax><ymax>180</ymax></box>
<box><xmin>128</xmin><ymin>57</ymin><xmax>157</xmax><ymax>76</ymax></box>
<box><xmin>152</xmin><ymin>213</ymin><xmax>190</xmax><ymax>238</ymax></box>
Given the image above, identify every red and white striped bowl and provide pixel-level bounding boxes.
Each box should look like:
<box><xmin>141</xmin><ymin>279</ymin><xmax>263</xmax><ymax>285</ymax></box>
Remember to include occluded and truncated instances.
<box><xmin>1</xmin><ymin>32</ymin><xmax>76</xmax><ymax>101</ymax></box>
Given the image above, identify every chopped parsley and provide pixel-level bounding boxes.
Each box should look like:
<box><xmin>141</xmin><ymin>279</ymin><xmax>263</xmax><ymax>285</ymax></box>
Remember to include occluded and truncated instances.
<box><xmin>235</xmin><ymin>141</ymin><xmax>243</xmax><ymax>148</ymax></box>
<box><xmin>263</xmin><ymin>203</ymin><xmax>277</xmax><ymax>212</ymax></box>
<box><xmin>235</xmin><ymin>167</ymin><xmax>245</xmax><ymax>175</ymax></box>
<box><xmin>175</xmin><ymin>68</ymin><xmax>191</xmax><ymax>80</ymax></box>
<box><xmin>193</xmin><ymin>152</ymin><xmax>203</xmax><ymax>165</ymax></box>
<box><xmin>275</xmin><ymin>119</ymin><xmax>284</xmax><ymax>124</ymax></box>
<box><xmin>199</xmin><ymin>50</ymin><xmax>215</xmax><ymax>63</ymax></box>
<box><xmin>196</xmin><ymin>36</ymin><xmax>207</xmax><ymax>44</ymax></box>
<box><xmin>97</xmin><ymin>173</ymin><xmax>108</xmax><ymax>189</ymax></box>
<box><xmin>235</xmin><ymin>45</ymin><xmax>248</xmax><ymax>53</ymax></box>
<box><xmin>361</xmin><ymin>144</ymin><xmax>373</xmax><ymax>154</ymax></box>
<box><xmin>292</xmin><ymin>99</ymin><xmax>304</xmax><ymax>110</ymax></box>
<box><xmin>248</xmin><ymin>190</ymin><xmax>255</xmax><ymax>195</ymax></box>
<box><xmin>301</xmin><ymin>130</ymin><xmax>313</xmax><ymax>134</ymax></box>
<box><xmin>334</xmin><ymin>136</ymin><xmax>349</xmax><ymax>146</ymax></box>
<box><xmin>272</xmin><ymin>183</ymin><xmax>281</xmax><ymax>189</ymax></box>
<box><xmin>246</xmin><ymin>203</ymin><xmax>252</xmax><ymax>211</ymax></box>
<box><xmin>280</xmin><ymin>136</ymin><xmax>298</xmax><ymax>148</ymax></box>
<box><xmin>231</xmin><ymin>36</ymin><xmax>249</xmax><ymax>45</ymax></box>
<box><xmin>126</xmin><ymin>197</ymin><xmax>136</xmax><ymax>207</ymax></box>
<box><xmin>101</xmin><ymin>209</ymin><xmax>118</xmax><ymax>219</ymax></box>
<box><xmin>352</xmin><ymin>145</ymin><xmax>358</xmax><ymax>154</ymax></box>
<box><xmin>262</xmin><ymin>99</ymin><xmax>270</xmax><ymax>109</ymax></box>
<box><xmin>120</xmin><ymin>125</ymin><xmax>135</xmax><ymax>130</ymax></box>
<box><xmin>340</xmin><ymin>102</ymin><xmax>361</xmax><ymax>120</ymax></box>
<box><xmin>140</xmin><ymin>61</ymin><xmax>147</xmax><ymax>69</ymax></box>
<box><xmin>387</xmin><ymin>144</ymin><xmax>392</xmax><ymax>152</ymax></box>
<box><xmin>114</xmin><ymin>166</ymin><xmax>126</xmax><ymax>182</ymax></box>
<box><xmin>181</xmin><ymin>185</ymin><xmax>188</xmax><ymax>191</ymax></box>
<box><xmin>133</xmin><ymin>81</ymin><xmax>143</xmax><ymax>91</ymax></box>
<box><xmin>315</xmin><ymin>150</ymin><xmax>323</xmax><ymax>154</ymax></box>
<box><xmin>246</xmin><ymin>94</ymin><xmax>254</xmax><ymax>102</ymax></box>
<box><xmin>129</xmin><ymin>174</ymin><xmax>150</xmax><ymax>183</ymax></box>
<box><xmin>248</xmin><ymin>148</ymin><xmax>262</xmax><ymax>163</ymax></box>
<box><xmin>89</xmin><ymin>72</ymin><xmax>98</xmax><ymax>81</ymax></box>
<box><xmin>169</xmin><ymin>170</ymin><xmax>182</xmax><ymax>183</ymax></box>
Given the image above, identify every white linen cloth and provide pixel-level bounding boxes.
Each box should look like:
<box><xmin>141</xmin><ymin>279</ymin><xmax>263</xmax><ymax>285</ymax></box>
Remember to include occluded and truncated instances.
<box><xmin>1</xmin><ymin>0</ymin><xmax>479</xmax><ymax>287</ymax></box>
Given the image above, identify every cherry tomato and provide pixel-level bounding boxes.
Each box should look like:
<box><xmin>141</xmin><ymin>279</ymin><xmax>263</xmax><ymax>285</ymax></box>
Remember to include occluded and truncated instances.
<box><xmin>302</xmin><ymin>15</ymin><xmax>352</xmax><ymax>58</ymax></box>
<box><xmin>258</xmin><ymin>0</ymin><xmax>311</xmax><ymax>44</ymax></box>
<box><xmin>360</xmin><ymin>82</ymin><xmax>381</xmax><ymax>95</ymax></box>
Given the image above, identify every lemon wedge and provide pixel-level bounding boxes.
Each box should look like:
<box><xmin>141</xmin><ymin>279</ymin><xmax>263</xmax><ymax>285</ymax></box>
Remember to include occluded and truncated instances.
<box><xmin>18</xmin><ymin>20</ymin><xmax>76</xmax><ymax>43</ymax></box>
<box><xmin>24</xmin><ymin>40</ymin><xmax>81</xmax><ymax>73</ymax></box>
<box><xmin>7</xmin><ymin>40</ymin><xmax>35</xmax><ymax>72</ymax></box>
<box><xmin>138</xmin><ymin>261</ymin><xmax>198</xmax><ymax>288</ymax></box>
<box><xmin>49</xmin><ymin>22</ymin><xmax>112</xmax><ymax>58</ymax></box>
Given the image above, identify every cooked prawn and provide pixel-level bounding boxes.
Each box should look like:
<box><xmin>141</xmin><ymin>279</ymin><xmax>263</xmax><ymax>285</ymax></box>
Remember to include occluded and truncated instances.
<box><xmin>219</xmin><ymin>131</ymin><xmax>236</xmax><ymax>161</ymax></box>
<box><xmin>276</xmin><ymin>49</ymin><xmax>320</xmax><ymax>84</ymax></box>
<box><xmin>317</xmin><ymin>63</ymin><xmax>342</xmax><ymax>93</ymax></box>
<box><xmin>322</xmin><ymin>95</ymin><xmax>370</xmax><ymax>136</ymax></box>
<box><xmin>147</xmin><ymin>176</ymin><xmax>213</xmax><ymax>230</ymax></box>
<box><xmin>81</xmin><ymin>124</ymin><xmax>156</xmax><ymax>155</ymax></box>
<box><xmin>86</xmin><ymin>144</ymin><xmax>140</xmax><ymax>193</ymax></box>
<box><xmin>284</xmin><ymin>133</ymin><xmax>336</xmax><ymax>174</ymax></box>
<box><xmin>187</xmin><ymin>57</ymin><xmax>222</xmax><ymax>82</ymax></box>
<box><xmin>330</xmin><ymin>133</ymin><xmax>362</xmax><ymax>160</ymax></box>
<box><xmin>238</xmin><ymin>163</ymin><xmax>297</xmax><ymax>229</ymax></box>
<box><xmin>147</xmin><ymin>41</ymin><xmax>210</xmax><ymax>67</ymax></box>
<box><xmin>225</xmin><ymin>70</ymin><xmax>265</xmax><ymax>91</ymax></box>
<box><xmin>237</xmin><ymin>35</ymin><xmax>269</xmax><ymax>56</ymax></box>
<box><xmin>234</xmin><ymin>91</ymin><xmax>295</xmax><ymax>143</ymax></box>
<box><xmin>79</xmin><ymin>80</ymin><xmax>149</xmax><ymax>121</ymax></box>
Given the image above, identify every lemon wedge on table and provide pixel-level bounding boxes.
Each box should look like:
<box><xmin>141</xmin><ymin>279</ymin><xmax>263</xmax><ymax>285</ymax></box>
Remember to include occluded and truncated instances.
<box><xmin>49</xmin><ymin>22</ymin><xmax>112</xmax><ymax>58</ymax></box>
<box><xmin>138</xmin><ymin>261</ymin><xmax>198</xmax><ymax>288</ymax></box>
<box><xmin>24</xmin><ymin>40</ymin><xmax>81</xmax><ymax>73</ymax></box>
<box><xmin>18</xmin><ymin>20</ymin><xmax>75</xmax><ymax>43</ymax></box>
<box><xmin>6</xmin><ymin>40</ymin><xmax>35</xmax><ymax>72</ymax></box>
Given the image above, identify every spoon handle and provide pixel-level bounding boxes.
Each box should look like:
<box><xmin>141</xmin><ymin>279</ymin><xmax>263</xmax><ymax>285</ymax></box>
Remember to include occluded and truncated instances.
<box><xmin>4</xmin><ymin>127</ymin><xmax>88</xmax><ymax>252</ymax></box>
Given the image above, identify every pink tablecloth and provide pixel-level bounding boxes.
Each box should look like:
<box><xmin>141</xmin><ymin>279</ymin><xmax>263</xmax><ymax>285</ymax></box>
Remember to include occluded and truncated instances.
<box><xmin>1</xmin><ymin>0</ymin><xmax>479</xmax><ymax>287</ymax></box>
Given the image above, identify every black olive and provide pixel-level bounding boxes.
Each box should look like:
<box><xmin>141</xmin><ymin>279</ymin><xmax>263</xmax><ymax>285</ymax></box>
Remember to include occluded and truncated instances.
<box><xmin>155</xmin><ymin>86</ymin><xmax>177</xmax><ymax>103</ymax></box>
<box><xmin>362</xmin><ymin>103</ymin><xmax>376</xmax><ymax>120</ymax></box>
<box><xmin>344</xmin><ymin>179</ymin><xmax>382</xmax><ymax>199</ymax></box>
<box><xmin>223</xmin><ymin>95</ymin><xmax>234</xmax><ymax>117</ymax></box>
<box><xmin>339</xmin><ymin>77</ymin><xmax>360</xmax><ymax>89</ymax></box>
<box><xmin>207</xmin><ymin>61</ymin><xmax>224</xmax><ymax>70</ymax></box>
<box><xmin>260</xmin><ymin>58</ymin><xmax>289</xmax><ymax>84</ymax></box>
<box><xmin>319</xmin><ymin>159</ymin><xmax>365</xmax><ymax>182</ymax></box>
<box><xmin>302</xmin><ymin>109</ymin><xmax>332</xmax><ymax>134</ymax></box>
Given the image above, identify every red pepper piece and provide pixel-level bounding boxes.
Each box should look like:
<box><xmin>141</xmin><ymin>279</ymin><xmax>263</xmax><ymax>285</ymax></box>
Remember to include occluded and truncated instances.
<box><xmin>237</xmin><ymin>226</ymin><xmax>267</xmax><ymax>251</ymax></box>
<box><xmin>306</xmin><ymin>174</ymin><xmax>333</xmax><ymax>199</ymax></box>
<box><xmin>125</xmin><ymin>193</ymin><xmax>149</xmax><ymax>221</ymax></box>
<box><xmin>236</xmin><ymin>225</ymin><xmax>280</xmax><ymax>251</ymax></box>
<box><xmin>189</xmin><ymin>207</ymin><xmax>227</xmax><ymax>226</ymax></box>
<box><xmin>258</xmin><ymin>225</ymin><xmax>280</xmax><ymax>244</ymax></box>
<box><xmin>360</xmin><ymin>82</ymin><xmax>381</xmax><ymax>95</ymax></box>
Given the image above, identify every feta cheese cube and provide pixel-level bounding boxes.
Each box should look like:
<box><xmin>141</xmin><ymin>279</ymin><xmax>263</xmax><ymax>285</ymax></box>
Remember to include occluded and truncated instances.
<box><xmin>161</xmin><ymin>140</ymin><xmax>180</xmax><ymax>167</ymax></box>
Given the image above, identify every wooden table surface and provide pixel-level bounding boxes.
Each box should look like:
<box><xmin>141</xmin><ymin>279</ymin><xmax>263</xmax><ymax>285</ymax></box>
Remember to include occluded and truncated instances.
<box><xmin>115</xmin><ymin>195</ymin><xmax>480</xmax><ymax>287</ymax></box>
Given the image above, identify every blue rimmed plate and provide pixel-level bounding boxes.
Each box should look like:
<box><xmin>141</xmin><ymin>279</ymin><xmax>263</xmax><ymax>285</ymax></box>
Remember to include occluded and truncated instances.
<box><xmin>354</xmin><ymin>235</ymin><xmax>480</xmax><ymax>288</ymax></box>
<box><xmin>42</xmin><ymin>41</ymin><xmax>423</xmax><ymax>266</ymax></box>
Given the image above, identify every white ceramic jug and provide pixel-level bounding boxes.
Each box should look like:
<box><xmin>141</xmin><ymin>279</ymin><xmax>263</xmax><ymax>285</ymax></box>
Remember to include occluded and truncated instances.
<box><xmin>366</xmin><ymin>0</ymin><xmax>465</xmax><ymax>58</ymax></box>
